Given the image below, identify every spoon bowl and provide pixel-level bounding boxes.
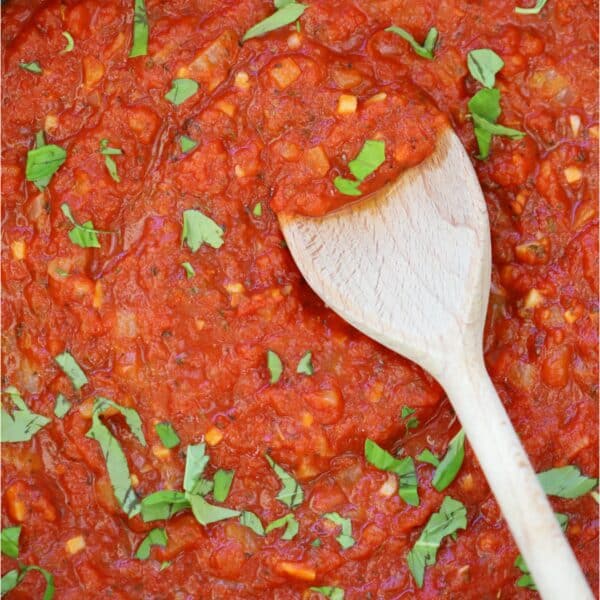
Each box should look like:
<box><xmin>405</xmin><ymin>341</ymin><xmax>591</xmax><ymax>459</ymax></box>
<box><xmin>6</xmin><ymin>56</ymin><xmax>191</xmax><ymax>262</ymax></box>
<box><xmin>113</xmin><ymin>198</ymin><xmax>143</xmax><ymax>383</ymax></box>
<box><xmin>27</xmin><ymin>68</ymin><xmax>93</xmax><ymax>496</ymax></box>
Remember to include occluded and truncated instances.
<box><xmin>279</xmin><ymin>128</ymin><xmax>593</xmax><ymax>599</ymax></box>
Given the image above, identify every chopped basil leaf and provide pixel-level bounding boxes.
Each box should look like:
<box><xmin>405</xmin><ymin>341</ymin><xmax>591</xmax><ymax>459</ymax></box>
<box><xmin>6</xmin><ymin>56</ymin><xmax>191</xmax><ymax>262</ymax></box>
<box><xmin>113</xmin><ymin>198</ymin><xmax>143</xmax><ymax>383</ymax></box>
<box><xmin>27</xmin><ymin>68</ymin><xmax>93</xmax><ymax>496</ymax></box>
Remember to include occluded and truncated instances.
<box><xmin>135</xmin><ymin>527</ymin><xmax>167</xmax><ymax>559</ymax></box>
<box><xmin>18</xmin><ymin>566</ymin><xmax>55</xmax><ymax>600</ymax></box>
<box><xmin>252</xmin><ymin>202</ymin><xmax>263</xmax><ymax>217</ymax></box>
<box><xmin>515</xmin><ymin>0</ymin><xmax>548</xmax><ymax>14</ymax></box>
<box><xmin>1</xmin><ymin>386</ymin><xmax>51</xmax><ymax>443</ymax></box>
<box><xmin>94</xmin><ymin>397</ymin><xmax>146</xmax><ymax>444</ymax></box>
<box><xmin>333</xmin><ymin>177</ymin><xmax>362</xmax><ymax>196</ymax></box>
<box><xmin>471</xmin><ymin>113</ymin><xmax>525</xmax><ymax>140</ymax></box>
<box><xmin>265</xmin><ymin>513</ymin><xmax>299</xmax><ymax>540</ymax></box>
<box><xmin>54</xmin><ymin>351</ymin><xmax>88</xmax><ymax>390</ymax></box>
<box><xmin>141</xmin><ymin>490</ymin><xmax>190</xmax><ymax>522</ymax></box>
<box><xmin>469</xmin><ymin>88</ymin><xmax>501</xmax><ymax>122</ymax></box>
<box><xmin>129</xmin><ymin>0</ymin><xmax>149</xmax><ymax>58</ymax></box>
<box><xmin>296</xmin><ymin>351</ymin><xmax>313</xmax><ymax>375</ymax></box>
<box><xmin>364</xmin><ymin>439</ymin><xmax>419</xmax><ymax>506</ymax></box>
<box><xmin>86</xmin><ymin>398</ymin><xmax>145</xmax><ymax>517</ymax></box>
<box><xmin>432</xmin><ymin>429</ymin><xmax>465</xmax><ymax>491</ymax></box>
<box><xmin>242</xmin><ymin>2</ymin><xmax>307</xmax><ymax>42</ymax></box>
<box><xmin>181</xmin><ymin>262</ymin><xmax>196</xmax><ymax>279</ymax></box>
<box><xmin>53</xmin><ymin>393</ymin><xmax>71</xmax><ymax>419</ymax></box>
<box><xmin>267</xmin><ymin>350</ymin><xmax>283</xmax><ymax>384</ymax></box>
<box><xmin>334</xmin><ymin>140</ymin><xmax>385</xmax><ymax>196</ymax></box>
<box><xmin>179</xmin><ymin>135</ymin><xmax>198</xmax><ymax>153</ymax></box>
<box><xmin>165</xmin><ymin>78</ymin><xmax>199</xmax><ymax>106</ymax></box>
<box><xmin>159</xmin><ymin>561</ymin><xmax>171</xmax><ymax>571</ymax></box>
<box><xmin>407</xmin><ymin>496</ymin><xmax>467</xmax><ymax>588</ymax></box>
<box><xmin>348</xmin><ymin>140</ymin><xmax>386</xmax><ymax>182</ymax></box>
<box><xmin>183</xmin><ymin>443</ymin><xmax>209</xmax><ymax>493</ymax></box>
<box><xmin>155</xmin><ymin>422</ymin><xmax>180</xmax><ymax>449</ymax></box>
<box><xmin>401</xmin><ymin>406</ymin><xmax>415</xmax><ymax>418</ymax></box>
<box><xmin>537</xmin><ymin>466</ymin><xmax>598</xmax><ymax>499</ymax></box>
<box><xmin>385</xmin><ymin>26</ymin><xmax>438</xmax><ymax>60</ymax></box>
<box><xmin>592</xmin><ymin>491</ymin><xmax>600</xmax><ymax>504</ymax></box>
<box><xmin>26</xmin><ymin>143</ymin><xmax>66</xmax><ymax>188</ymax></box>
<box><xmin>0</xmin><ymin>570</ymin><xmax>19</xmax><ymax>595</ymax></box>
<box><xmin>20</xmin><ymin>61</ymin><xmax>42</xmax><ymax>74</ymax></box>
<box><xmin>213</xmin><ymin>469</ymin><xmax>234</xmax><ymax>502</ymax></box>
<box><xmin>181</xmin><ymin>209</ymin><xmax>224</xmax><ymax>251</ymax></box>
<box><xmin>322</xmin><ymin>512</ymin><xmax>355</xmax><ymax>549</ymax></box>
<box><xmin>193</xmin><ymin>478</ymin><xmax>214</xmax><ymax>496</ymax></box>
<box><xmin>239</xmin><ymin>510</ymin><xmax>265</xmax><ymax>535</ymax></box>
<box><xmin>99</xmin><ymin>139</ymin><xmax>123</xmax><ymax>182</ymax></box>
<box><xmin>266</xmin><ymin>454</ymin><xmax>304</xmax><ymax>508</ymax></box>
<box><xmin>61</xmin><ymin>203</ymin><xmax>103</xmax><ymax>248</ymax></box>
<box><xmin>311</xmin><ymin>538</ymin><xmax>322</xmax><ymax>547</ymax></box>
<box><xmin>514</xmin><ymin>513</ymin><xmax>568</xmax><ymax>590</ymax></box>
<box><xmin>310</xmin><ymin>586</ymin><xmax>345</xmax><ymax>600</ymax></box>
<box><xmin>60</xmin><ymin>32</ymin><xmax>74</xmax><ymax>54</ymax></box>
<box><xmin>405</xmin><ymin>417</ymin><xmax>419</xmax><ymax>430</ymax></box>
<box><xmin>416</xmin><ymin>449</ymin><xmax>440</xmax><ymax>467</ymax></box>
<box><xmin>467</xmin><ymin>49</ymin><xmax>504</xmax><ymax>89</ymax></box>
<box><xmin>1</xmin><ymin>526</ymin><xmax>21</xmax><ymax>558</ymax></box>
<box><xmin>186</xmin><ymin>493</ymin><xmax>240</xmax><ymax>526</ymax></box>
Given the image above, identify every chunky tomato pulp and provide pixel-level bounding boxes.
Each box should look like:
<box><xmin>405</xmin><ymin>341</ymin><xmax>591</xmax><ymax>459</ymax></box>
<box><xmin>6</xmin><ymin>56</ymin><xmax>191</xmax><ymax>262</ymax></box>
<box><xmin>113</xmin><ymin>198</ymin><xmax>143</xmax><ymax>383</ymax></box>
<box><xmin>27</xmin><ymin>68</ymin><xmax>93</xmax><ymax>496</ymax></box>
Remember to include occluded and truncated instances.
<box><xmin>1</xmin><ymin>0</ymin><xmax>598</xmax><ymax>598</ymax></box>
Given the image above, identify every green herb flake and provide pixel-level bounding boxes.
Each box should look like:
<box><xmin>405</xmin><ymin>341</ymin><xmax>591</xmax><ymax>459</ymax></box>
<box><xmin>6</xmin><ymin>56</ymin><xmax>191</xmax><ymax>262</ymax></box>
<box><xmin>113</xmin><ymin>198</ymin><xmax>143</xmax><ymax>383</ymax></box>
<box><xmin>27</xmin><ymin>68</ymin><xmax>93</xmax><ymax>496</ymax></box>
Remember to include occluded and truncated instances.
<box><xmin>60</xmin><ymin>32</ymin><xmax>75</xmax><ymax>54</ymax></box>
<box><xmin>61</xmin><ymin>203</ymin><xmax>103</xmax><ymax>249</ymax></box>
<box><xmin>179</xmin><ymin>135</ymin><xmax>198</xmax><ymax>153</ymax></box>
<box><xmin>4</xmin><ymin>566</ymin><xmax>55</xmax><ymax>600</ymax></box>
<box><xmin>515</xmin><ymin>0</ymin><xmax>548</xmax><ymax>14</ymax></box>
<box><xmin>183</xmin><ymin>443</ymin><xmax>210</xmax><ymax>493</ymax></box>
<box><xmin>432</xmin><ymin>429</ymin><xmax>465</xmax><ymax>492</ymax></box>
<box><xmin>1</xmin><ymin>526</ymin><xmax>21</xmax><ymax>559</ymax></box>
<box><xmin>242</xmin><ymin>2</ymin><xmax>307</xmax><ymax>42</ymax></box>
<box><xmin>159</xmin><ymin>561</ymin><xmax>171</xmax><ymax>571</ymax></box>
<box><xmin>416</xmin><ymin>449</ymin><xmax>440</xmax><ymax>467</ymax></box>
<box><xmin>322</xmin><ymin>512</ymin><xmax>355</xmax><ymax>549</ymax></box>
<box><xmin>54</xmin><ymin>351</ymin><xmax>88</xmax><ymax>390</ymax></box>
<box><xmin>364</xmin><ymin>439</ymin><xmax>419</xmax><ymax>506</ymax></box>
<box><xmin>181</xmin><ymin>209</ymin><xmax>224</xmax><ymax>251</ymax></box>
<box><xmin>537</xmin><ymin>466</ymin><xmax>598</xmax><ymax>499</ymax></box>
<box><xmin>129</xmin><ymin>0</ymin><xmax>149</xmax><ymax>58</ymax></box>
<box><xmin>239</xmin><ymin>510</ymin><xmax>265</xmax><ymax>536</ymax></box>
<box><xmin>0</xmin><ymin>570</ymin><xmax>19</xmax><ymax>596</ymax></box>
<box><xmin>407</xmin><ymin>496</ymin><xmax>467</xmax><ymax>587</ymax></box>
<box><xmin>405</xmin><ymin>417</ymin><xmax>420</xmax><ymax>430</ymax></box>
<box><xmin>310</xmin><ymin>586</ymin><xmax>345</xmax><ymax>600</ymax></box>
<box><xmin>86</xmin><ymin>397</ymin><xmax>146</xmax><ymax>517</ymax></box>
<box><xmin>401</xmin><ymin>406</ymin><xmax>415</xmax><ymax>419</ymax></box>
<box><xmin>141</xmin><ymin>490</ymin><xmax>190</xmax><ymax>522</ymax></box>
<box><xmin>155</xmin><ymin>422</ymin><xmax>180</xmax><ymax>449</ymax></box>
<box><xmin>165</xmin><ymin>78</ymin><xmax>199</xmax><ymax>106</ymax></box>
<box><xmin>181</xmin><ymin>262</ymin><xmax>196</xmax><ymax>279</ymax></box>
<box><xmin>267</xmin><ymin>350</ymin><xmax>283</xmax><ymax>384</ymax></box>
<box><xmin>514</xmin><ymin>513</ymin><xmax>568</xmax><ymax>590</ymax></box>
<box><xmin>1</xmin><ymin>386</ymin><xmax>51</xmax><ymax>443</ymax></box>
<box><xmin>333</xmin><ymin>177</ymin><xmax>362</xmax><ymax>196</ymax></box>
<box><xmin>385</xmin><ymin>26</ymin><xmax>438</xmax><ymax>60</ymax></box>
<box><xmin>53</xmin><ymin>394</ymin><xmax>71</xmax><ymax>419</ymax></box>
<box><xmin>99</xmin><ymin>138</ymin><xmax>123</xmax><ymax>182</ymax></box>
<box><xmin>20</xmin><ymin>61</ymin><xmax>42</xmax><ymax>74</ymax></box>
<box><xmin>252</xmin><ymin>202</ymin><xmax>263</xmax><ymax>217</ymax></box>
<box><xmin>265</xmin><ymin>513</ymin><xmax>299</xmax><ymax>540</ymax></box>
<box><xmin>135</xmin><ymin>527</ymin><xmax>167</xmax><ymax>559</ymax></box>
<box><xmin>296</xmin><ymin>351</ymin><xmax>314</xmax><ymax>375</ymax></box>
<box><xmin>311</xmin><ymin>538</ymin><xmax>322</xmax><ymax>548</ymax></box>
<box><xmin>467</xmin><ymin>49</ymin><xmax>504</xmax><ymax>89</ymax></box>
<box><xmin>266</xmin><ymin>454</ymin><xmax>304</xmax><ymax>508</ymax></box>
<box><xmin>26</xmin><ymin>143</ymin><xmax>66</xmax><ymax>189</ymax></box>
<box><xmin>186</xmin><ymin>493</ymin><xmax>240</xmax><ymax>526</ymax></box>
<box><xmin>334</xmin><ymin>140</ymin><xmax>386</xmax><ymax>196</ymax></box>
<box><xmin>213</xmin><ymin>469</ymin><xmax>235</xmax><ymax>502</ymax></box>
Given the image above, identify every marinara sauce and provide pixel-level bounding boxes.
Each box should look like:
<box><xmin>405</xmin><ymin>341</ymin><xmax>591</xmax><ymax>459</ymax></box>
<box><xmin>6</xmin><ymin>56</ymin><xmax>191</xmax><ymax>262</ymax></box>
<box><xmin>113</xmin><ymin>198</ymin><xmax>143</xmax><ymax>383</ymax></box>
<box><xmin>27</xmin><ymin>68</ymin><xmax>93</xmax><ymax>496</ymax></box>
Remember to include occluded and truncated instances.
<box><xmin>1</xmin><ymin>0</ymin><xmax>598</xmax><ymax>598</ymax></box>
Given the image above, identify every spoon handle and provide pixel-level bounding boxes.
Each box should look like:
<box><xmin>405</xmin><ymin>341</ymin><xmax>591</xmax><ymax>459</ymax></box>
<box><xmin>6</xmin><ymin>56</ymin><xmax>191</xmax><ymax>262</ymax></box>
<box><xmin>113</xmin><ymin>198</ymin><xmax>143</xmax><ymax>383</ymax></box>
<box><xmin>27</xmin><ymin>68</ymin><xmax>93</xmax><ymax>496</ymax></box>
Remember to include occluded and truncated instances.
<box><xmin>441</xmin><ymin>355</ymin><xmax>593</xmax><ymax>600</ymax></box>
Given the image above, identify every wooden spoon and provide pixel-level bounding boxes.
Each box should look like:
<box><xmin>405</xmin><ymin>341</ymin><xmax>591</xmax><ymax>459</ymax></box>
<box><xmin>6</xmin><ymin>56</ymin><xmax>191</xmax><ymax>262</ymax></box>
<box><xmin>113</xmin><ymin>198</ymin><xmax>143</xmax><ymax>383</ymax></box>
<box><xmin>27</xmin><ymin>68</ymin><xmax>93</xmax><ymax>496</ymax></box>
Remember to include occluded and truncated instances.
<box><xmin>279</xmin><ymin>128</ymin><xmax>593</xmax><ymax>599</ymax></box>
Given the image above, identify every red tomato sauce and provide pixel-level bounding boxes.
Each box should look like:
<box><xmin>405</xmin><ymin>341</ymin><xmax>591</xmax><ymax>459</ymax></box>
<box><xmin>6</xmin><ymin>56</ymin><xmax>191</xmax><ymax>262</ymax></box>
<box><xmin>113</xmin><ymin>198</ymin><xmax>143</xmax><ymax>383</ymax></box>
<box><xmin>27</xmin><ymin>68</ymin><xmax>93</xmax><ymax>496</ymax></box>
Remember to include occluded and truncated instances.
<box><xmin>1</xmin><ymin>0</ymin><xmax>598</xmax><ymax>598</ymax></box>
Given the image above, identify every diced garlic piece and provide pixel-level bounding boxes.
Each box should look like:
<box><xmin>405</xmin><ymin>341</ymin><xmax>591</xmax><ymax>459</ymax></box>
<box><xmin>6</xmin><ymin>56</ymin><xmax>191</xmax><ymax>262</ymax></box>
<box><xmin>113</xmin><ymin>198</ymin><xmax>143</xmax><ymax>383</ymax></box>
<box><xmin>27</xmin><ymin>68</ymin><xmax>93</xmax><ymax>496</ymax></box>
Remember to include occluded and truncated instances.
<box><xmin>205</xmin><ymin>426</ymin><xmax>223</xmax><ymax>446</ymax></box>
<box><xmin>564</xmin><ymin>166</ymin><xmax>582</xmax><ymax>183</ymax></box>
<box><xmin>569</xmin><ymin>115</ymin><xmax>581</xmax><ymax>136</ymax></box>
<box><xmin>234</xmin><ymin>71</ymin><xmax>250</xmax><ymax>90</ymax></box>
<box><xmin>365</xmin><ymin>92</ymin><xmax>387</xmax><ymax>105</ymax></box>
<box><xmin>225</xmin><ymin>282</ymin><xmax>244</xmax><ymax>294</ymax></box>
<box><xmin>269</xmin><ymin>58</ymin><xmax>301</xmax><ymax>90</ymax></box>
<box><xmin>287</xmin><ymin>33</ymin><xmax>302</xmax><ymax>50</ymax></box>
<box><xmin>11</xmin><ymin>240</ymin><xmax>25</xmax><ymax>260</ymax></box>
<box><xmin>378</xmin><ymin>473</ymin><xmax>397</xmax><ymax>497</ymax></box>
<box><xmin>65</xmin><ymin>535</ymin><xmax>86</xmax><ymax>554</ymax></box>
<box><xmin>337</xmin><ymin>94</ymin><xmax>357</xmax><ymax>115</ymax></box>
<box><xmin>524</xmin><ymin>289</ymin><xmax>544</xmax><ymax>308</ymax></box>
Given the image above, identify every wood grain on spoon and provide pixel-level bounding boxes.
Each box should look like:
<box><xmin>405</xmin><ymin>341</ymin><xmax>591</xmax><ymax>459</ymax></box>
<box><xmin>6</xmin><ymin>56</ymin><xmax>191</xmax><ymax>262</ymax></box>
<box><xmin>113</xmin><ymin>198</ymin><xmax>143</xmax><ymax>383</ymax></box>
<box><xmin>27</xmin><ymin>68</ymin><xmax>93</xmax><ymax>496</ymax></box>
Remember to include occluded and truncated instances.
<box><xmin>279</xmin><ymin>127</ymin><xmax>593</xmax><ymax>599</ymax></box>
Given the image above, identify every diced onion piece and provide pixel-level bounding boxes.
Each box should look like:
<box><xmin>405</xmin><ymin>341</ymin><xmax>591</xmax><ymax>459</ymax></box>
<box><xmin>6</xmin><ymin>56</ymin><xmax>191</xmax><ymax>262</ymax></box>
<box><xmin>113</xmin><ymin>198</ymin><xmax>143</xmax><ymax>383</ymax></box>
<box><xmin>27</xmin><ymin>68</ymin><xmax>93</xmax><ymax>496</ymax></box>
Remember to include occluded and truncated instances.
<box><xmin>276</xmin><ymin>561</ymin><xmax>316</xmax><ymax>581</ymax></box>
<box><xmin>301</xmin><ymin>411</ymin><xmax>313</xmax><ymax>427</ymax></box>
<box><xmin>65</xmin><ymin>535</ymin><xmax>86</xmax><ymax>554</ymax></box>
<box><xmin>365</xmin><ymin>92</ymin><xmax>387</xmax><ymax>105</ymax></box>
<box><xmin>5</xmin><ymin>484</ymin><xmax>27</xmax><ymax>522</ymax></box>
<box><xmin>225</xmin><ymin>282</ymin><xmax>244</xmax><ymax>294</ymax></box>
<box><xmin>216</xmin><ymin>100</ymin><xmax>236</xmax><ymax>117</ymax></box>
<box><xmin>378</xmin><ymin>473</ymin><xmax>397</xmax><ymax>497</ymax></box>
<box><xmin>235</xmin><ymin>71</ymin><xmax>250</xmax><ymax>90</ymax></box>
<box><xmin>44</xmin><ymin>114</ymin><xmax>59</xmax><ymax>131</ymax></box>
<box><xmin>205</xmin><ymin>426</ymin><xmax>223</xmax><ymax>446</ymax></box>
<box><xmin>304</xmin><ymin>145</ymin><xmax>330</xmax><ymax>177</ymax></box>
<box><xmin>337</xmin><ymin>94</ymin><xmax>357</xmax><ymax>115</ymax></box>
<box><xmin>269</xmin><ymin>58</ymin><xmax>301</xmax><ymax>90</ymax></box>
<box><xmin>564</xmin><ymin>166</ymin><xmax>582</xmax><ymax>184</ymax></box>
<box><xmin>569</xmin><ymin>115</ymin><xmax>581</xmax><ymax>136</ymax></box>
<box><xmin>152</xmin><ymin>445</ymin><xmax>171</xmax><ymax>460</ymax></box>
<box><xmin>287</xmin><ymin>33</ymin><xmax>302</xmax><ymax>50</ymax></box>
<box><xmin>11</xmin><ymin>240</ymin><xmax>25</xmax><ymax>260</ymax></box>
<box><xmin>524</xmin><ymin>288</ymin><xmax>544</xmax><ymax>308</ymax></box>
<box><xmin>130</xmin><ymin>473</ymin><xmax>140</xmax><ymax>487</ymax></box>
<box><xmin>83</xmin><ymin>55</ymin><xmax>105</xmax><ymax>90</ymax></box>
